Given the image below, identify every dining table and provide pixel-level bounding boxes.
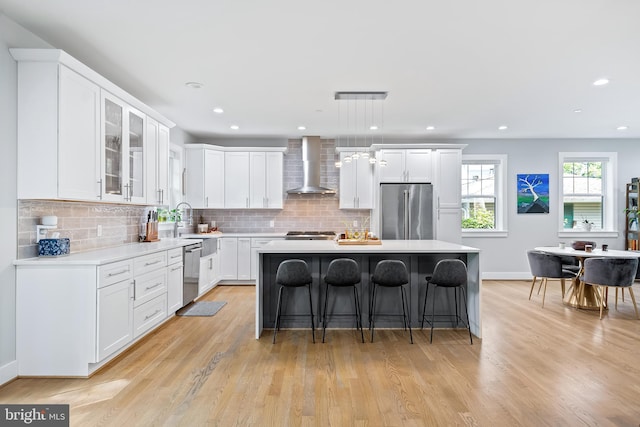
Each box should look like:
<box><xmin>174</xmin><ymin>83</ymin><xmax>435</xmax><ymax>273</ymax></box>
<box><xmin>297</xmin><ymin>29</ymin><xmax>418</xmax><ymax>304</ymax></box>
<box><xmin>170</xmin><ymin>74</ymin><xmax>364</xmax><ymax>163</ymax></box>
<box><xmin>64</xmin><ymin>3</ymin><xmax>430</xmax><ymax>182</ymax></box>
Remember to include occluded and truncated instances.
<box><xmin>534</xmin><ymin>246</ymin><xmax>640</xmax><ymax>310</ymax></box>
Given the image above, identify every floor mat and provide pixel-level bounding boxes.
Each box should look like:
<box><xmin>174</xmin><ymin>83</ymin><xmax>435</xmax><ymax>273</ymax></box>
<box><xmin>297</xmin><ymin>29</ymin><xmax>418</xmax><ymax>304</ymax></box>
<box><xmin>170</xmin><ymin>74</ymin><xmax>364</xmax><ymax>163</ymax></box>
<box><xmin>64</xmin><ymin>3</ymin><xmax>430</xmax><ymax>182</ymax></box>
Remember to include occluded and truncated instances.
<box><xmin>177</xmin><ymin>301</ymin><xmax>227</xmax><ymax>317</ymax></box>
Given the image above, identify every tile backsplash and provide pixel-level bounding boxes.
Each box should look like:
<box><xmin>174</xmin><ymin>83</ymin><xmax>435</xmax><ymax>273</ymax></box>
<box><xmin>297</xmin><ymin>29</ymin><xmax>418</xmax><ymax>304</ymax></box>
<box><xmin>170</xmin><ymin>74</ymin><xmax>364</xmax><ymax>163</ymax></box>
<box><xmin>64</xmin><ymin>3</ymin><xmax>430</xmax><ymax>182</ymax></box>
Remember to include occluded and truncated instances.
<box><xmin>17</xmin><ymin>138</ymin><xmax>371</xmax><ymax>258</ymax></box>
<box><xmin>18</xmin><ymin>200</ymin><xmax>146</xmax><ymax>259</ymax></box>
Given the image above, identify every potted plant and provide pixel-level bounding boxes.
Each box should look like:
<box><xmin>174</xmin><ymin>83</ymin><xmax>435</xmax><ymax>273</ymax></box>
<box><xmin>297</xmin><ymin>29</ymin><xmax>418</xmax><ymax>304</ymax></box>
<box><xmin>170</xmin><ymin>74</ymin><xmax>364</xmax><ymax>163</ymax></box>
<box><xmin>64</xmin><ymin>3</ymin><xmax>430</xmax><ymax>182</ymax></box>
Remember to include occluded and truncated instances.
<box><xmin>581</xmin><ymin>218</ymin><xmax>593</xmax><ymax>232</ymax></box>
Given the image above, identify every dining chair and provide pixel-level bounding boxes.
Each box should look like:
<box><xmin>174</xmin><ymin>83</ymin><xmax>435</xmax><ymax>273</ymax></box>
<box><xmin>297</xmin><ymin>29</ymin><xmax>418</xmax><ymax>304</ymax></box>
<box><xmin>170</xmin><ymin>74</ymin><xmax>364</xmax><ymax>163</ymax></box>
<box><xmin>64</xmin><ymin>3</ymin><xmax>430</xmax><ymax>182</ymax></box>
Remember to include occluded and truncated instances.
<box><xmin>527</xmin><ymin>250</ymin><xmax>576</xmax><ymax>307</ymax></box>
<box><xmin>582</xmin><ymin>257</ymin><xmax>639</xmax><ymax>320</ymax></box>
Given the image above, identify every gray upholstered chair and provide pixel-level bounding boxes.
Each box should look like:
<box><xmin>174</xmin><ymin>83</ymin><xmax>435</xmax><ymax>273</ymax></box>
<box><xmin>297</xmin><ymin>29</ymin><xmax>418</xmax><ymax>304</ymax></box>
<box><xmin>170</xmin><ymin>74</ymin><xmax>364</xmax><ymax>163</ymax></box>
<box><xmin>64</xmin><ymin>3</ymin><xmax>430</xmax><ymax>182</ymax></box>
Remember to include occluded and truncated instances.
<box><xmin>582</xmin><ymin>257</ymin><xmax>639</xmax><ymax>320</ymax></box>
<box><xmin>421</xmin><ymin>259</ymin><xmax>473</xmax><ymax>344</ymax></box>
<box><xmin>370</xmin><ymin>260</ymin><xmax>413</xmax><ymax>344</ymax></box>
<box><xmin>273</xmin><ymin>259</ymin><xmax>315</xmax><ymax>344</ymax></box>
<box><xmin>322</xmin><ymin>258</ymin><xmax>365</xmax><ymax>343</ymax></box>
<box><xmin>527</xmin><ymin>250</ymin><xmax>576</xmax><ymax>307</ymax></box>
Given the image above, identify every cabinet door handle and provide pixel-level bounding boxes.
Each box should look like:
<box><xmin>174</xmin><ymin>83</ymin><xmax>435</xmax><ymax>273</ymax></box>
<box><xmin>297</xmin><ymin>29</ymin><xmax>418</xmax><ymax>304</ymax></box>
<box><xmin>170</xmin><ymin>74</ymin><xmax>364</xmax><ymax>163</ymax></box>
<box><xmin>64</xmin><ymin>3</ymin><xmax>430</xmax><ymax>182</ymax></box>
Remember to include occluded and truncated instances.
<box><xmin>246</xmin><ymin>198</ymin><xmax>249</xmax><ymax>208</ymax></box>
<box><xmin>145</xmin><ymin>260</ymin><xmax>162</xmax><ymax>266</ymax></box>
<box><xmin>97</xmin><ymin>179</ymin><xmax>103</xmax><ymax>200</ymax></box>
<box><xmin>170</xmin><ymin>253</ymin><xmax>182</xmax><ymax>259</ymax></box>
<box><xmin>206</xmin><ymin>196</ymin><xmax>209</xmax><ymax>207</ymax></box>
<box><xmin>170</xmin><ymin>265</ymin><xmax>182</xmax><ymax>272</ymax></box>
<box><xmin>209</xmin><ymin>258</ymin><xmax>213</xmax><ymax>269</ymax></box>
<box><xmin>107</xmin><ymin>268</ymin><xmax>130</xmax><ymax>277</ymax></box>
<box><xmin>145</xmin><ymin>281</ymin><xmax>164</xmax><ymax>291</ymax></box>
<box><xmin>144</xmin><ymin>309</ymin><xmax>162</xmax><ymax>321</ymax></box>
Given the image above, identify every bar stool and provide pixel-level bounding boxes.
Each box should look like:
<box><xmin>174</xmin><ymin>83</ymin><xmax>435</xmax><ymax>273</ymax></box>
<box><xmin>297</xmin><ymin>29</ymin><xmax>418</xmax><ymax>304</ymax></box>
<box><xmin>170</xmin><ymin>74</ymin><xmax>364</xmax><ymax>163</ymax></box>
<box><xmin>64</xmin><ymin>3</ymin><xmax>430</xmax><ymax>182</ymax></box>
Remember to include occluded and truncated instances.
<box><xmin>322</xmin><ymin>258</ymin><xmax>365</xmax><ymax>343</ymax></box>
<box><xmin>370</xmin><ymin>260</ymin><xmax>413</xmax><ymax>344</ymax></box>
<box><xmin>421</xmin><ymin>259</ymin><xmax>473</xmax><ymax>344</ymax></box>
<box><xmin>273</xmin><ymin>259</ymin><xmax>315</xmax><ymax>344</ymax></box>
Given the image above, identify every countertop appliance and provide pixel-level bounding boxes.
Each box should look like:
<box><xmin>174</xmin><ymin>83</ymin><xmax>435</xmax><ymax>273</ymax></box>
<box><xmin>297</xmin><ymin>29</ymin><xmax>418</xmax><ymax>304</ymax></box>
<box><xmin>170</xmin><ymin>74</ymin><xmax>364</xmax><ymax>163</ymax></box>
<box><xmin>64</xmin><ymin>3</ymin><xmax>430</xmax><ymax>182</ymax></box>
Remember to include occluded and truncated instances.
<box><xmin>380</xmin><ymin>183</ymin><xmax>434</xmax><ymax>240</ymax></box>
<box><xmin>285</xmin><ymin>231</ymin><xmax>337</xmax><ymax>240</ymax></box>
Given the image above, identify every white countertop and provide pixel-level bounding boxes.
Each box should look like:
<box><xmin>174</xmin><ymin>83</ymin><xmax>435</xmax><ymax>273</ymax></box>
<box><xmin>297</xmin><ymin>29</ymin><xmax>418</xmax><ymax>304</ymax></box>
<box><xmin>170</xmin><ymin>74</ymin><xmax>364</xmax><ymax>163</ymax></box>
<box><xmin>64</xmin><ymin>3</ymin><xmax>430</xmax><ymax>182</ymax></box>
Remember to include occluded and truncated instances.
<box><xmin>258</xmin><ymin>239</ymin><xmax>480</xmax><ymax>254</ymax></box>
<box><xmin>180</xmin><ymin>232</ymin><xmax>285</xmax><ymax>239</ymax></box>
<box><xmin>14</xmin><ymin>238</ymin><xmax>199</xmax><ymax>266</ymax></box>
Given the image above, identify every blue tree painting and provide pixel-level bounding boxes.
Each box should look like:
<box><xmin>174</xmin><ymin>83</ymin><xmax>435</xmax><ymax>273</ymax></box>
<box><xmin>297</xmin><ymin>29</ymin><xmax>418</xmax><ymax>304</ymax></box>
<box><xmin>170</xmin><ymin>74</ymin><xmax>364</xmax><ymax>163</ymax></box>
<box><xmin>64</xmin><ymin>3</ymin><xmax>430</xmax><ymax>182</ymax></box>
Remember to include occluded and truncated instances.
<box><xmin>517</xmin><ymin>174</ymin><xmax>549</xmax><ymax>213</ymax></box>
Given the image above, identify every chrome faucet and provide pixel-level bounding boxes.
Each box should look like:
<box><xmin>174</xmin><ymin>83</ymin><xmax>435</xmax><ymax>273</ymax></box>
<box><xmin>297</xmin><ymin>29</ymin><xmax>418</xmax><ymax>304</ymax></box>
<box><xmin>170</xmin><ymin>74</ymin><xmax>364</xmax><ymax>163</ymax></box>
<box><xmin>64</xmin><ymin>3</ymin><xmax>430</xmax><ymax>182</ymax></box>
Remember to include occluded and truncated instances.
<box><xmin>174</xmin><ymin>202</ymin><xmax>193</xmax><ymax>237</ymax></box>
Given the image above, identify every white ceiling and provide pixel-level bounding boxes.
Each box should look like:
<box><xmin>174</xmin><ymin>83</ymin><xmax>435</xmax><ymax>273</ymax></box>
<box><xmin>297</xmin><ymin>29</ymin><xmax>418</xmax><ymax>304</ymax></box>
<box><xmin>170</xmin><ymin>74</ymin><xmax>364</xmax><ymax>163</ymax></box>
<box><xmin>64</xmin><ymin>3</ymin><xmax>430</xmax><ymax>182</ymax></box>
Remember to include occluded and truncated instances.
<box><xmin>2</xmin><ymin>0</ymin><xmax>640</xmax><ymax>141</ymax></box>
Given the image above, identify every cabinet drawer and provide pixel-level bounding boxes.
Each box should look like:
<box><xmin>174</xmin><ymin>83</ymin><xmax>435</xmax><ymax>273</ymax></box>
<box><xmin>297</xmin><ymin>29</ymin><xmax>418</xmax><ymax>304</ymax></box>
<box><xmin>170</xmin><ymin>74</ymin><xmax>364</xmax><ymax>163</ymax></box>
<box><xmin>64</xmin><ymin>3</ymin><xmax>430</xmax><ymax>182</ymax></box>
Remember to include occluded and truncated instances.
<box><xmin>134</xmin><ymin>251</ymin><xmax>168</xmax><ymax>276</ymax></box>
<box><xmin>133</xmin><ymin>294</ymin><xmax>167</xmax><ymax>338</ymax></box>
<box><xmin>99</xmin><ymin>260</ymin><xmax>134</xmax><ymax>288</ymax></box>
<box><xmin>167</xmin><ymin>248</ymin><xmax>183</xmax><ymax>265</ymax></box>
<box><xmin>134</xmin><ymin>269</ymin><xmax>167</xmax><ymax>307</ymax></box>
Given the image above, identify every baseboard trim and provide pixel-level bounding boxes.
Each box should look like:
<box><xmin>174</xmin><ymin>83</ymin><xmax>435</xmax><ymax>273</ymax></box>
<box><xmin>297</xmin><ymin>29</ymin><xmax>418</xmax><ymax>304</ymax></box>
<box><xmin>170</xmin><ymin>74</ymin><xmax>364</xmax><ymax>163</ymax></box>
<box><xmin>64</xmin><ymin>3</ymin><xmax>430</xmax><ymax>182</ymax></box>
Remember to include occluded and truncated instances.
<box><xmin>0</xmin><ymin>360</ymin><xmax>18</xmax><ymax>386</ymax></box>
<box><xmin>482</xmin><ymin>272</ymin><xmax>532</xmax><ymax>280</ymax></box>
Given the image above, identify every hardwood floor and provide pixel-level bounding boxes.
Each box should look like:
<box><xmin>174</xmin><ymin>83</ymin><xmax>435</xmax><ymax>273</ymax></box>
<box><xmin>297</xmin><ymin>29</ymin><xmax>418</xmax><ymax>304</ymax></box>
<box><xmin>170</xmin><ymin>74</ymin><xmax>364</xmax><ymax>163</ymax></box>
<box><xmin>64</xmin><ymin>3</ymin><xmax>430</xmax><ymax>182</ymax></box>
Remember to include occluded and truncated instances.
<box><xmin>2</xmin><ymin>281</ymin><xmax>640</xmax><ymax>426</ymax></box>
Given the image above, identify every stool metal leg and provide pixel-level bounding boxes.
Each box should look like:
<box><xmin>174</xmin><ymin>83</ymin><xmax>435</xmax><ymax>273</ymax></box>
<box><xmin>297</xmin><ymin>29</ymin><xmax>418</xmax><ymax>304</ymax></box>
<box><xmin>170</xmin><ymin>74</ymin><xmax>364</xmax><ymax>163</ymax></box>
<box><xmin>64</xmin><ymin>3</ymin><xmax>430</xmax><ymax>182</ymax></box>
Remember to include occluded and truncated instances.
<box><xmin>273</xmin><ymin>285</ymin><xmax>284</xmax><ymax>344</ymax></box>
<box><xmin>430</xmin><ymin>285</ymin><xmax>438</xmax><ymax>343</ymax></box>
<box><xmin>353</xmin><ymin>285</ymin><xmax>365</xmax><ymax>343</ymax></box>
<box><xmin>322</xmin><ymin>282</ymin><xmax>329</xmax><ymax>343</ymax></box>
<box><xmin>401</xmin><ymin>285</ymin><xmax>413</xmax><ymax>344</ymax></box>
<box><xmin>421</xmin><ymin>282</ymin><xmax>430</xmax><ymax>329</ymax></box>
<box><xmin>370</xmin><ymin>284</ymin><xmax>378</xmax><ymax>342</ymax></box>
<box><xmin>307</xmin><ymin>283</ymin><xmax>315</xmax><ymax>343</ymax></box>
<box><xmin>461</xmin><ymin>286</ymin><xmax>473</xmax><ymax>344</ymax></box>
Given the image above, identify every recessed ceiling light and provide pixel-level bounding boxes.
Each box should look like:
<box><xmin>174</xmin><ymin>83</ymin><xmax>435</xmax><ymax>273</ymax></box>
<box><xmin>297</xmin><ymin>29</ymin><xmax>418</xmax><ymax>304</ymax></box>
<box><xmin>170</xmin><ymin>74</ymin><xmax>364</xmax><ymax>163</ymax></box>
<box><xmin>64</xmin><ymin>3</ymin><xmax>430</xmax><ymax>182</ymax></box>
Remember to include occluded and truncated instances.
<box><xmin>426</xmin><ymin>126</ymin><xmax>435</xmax><ymax>131</ymax></box>
<box><xmin>230</xmin><ymin>125</ymin><xmax>239</xmax><ymax>130</ymax></box>
<box><xmin>573</xmin><ymin>109</ymin><xmax>582</xmax><ymax>113</ymax></box>
<box><xmin>617</xmin><ymin>125</ymin><xmax>628</xmax><ymax>131</ymax></box>
<box><xmin>593</xmin><ymin>78</ymin><xmax>609</xmax><ymax>86</ymax></box>
<box><xmin>369</xmin><ymin>125</ymin><xmax>378</xmax><ymax>130</ymax></box>
<box><xmin>213</xmin><ymin>108</ymin><xmax>224</xmax><ymax>114</ymax></box>
<box><xmin>185</xmin><ymin>81</ymin><xmax>203</xmax><ymax>89</ymax></box>
<box><xmin>498</xmin><ymin>125</ymin><xmax>508</xmax><ymax>131</ymax></box>
<box><xmin>297</xmin><ymin>126</ymin><xmax>306</xmax><ymax>130</ymax></box>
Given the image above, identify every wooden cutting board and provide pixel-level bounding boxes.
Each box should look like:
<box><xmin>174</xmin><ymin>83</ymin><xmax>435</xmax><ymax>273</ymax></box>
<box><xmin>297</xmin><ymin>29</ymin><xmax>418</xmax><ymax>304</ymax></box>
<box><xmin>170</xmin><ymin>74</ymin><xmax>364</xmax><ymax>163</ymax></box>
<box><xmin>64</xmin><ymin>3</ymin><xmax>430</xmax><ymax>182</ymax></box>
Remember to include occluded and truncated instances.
<box><xmin>337</xmin><ymin>239</ymin><xmax>382</xmax><ymax>245</ymax></box>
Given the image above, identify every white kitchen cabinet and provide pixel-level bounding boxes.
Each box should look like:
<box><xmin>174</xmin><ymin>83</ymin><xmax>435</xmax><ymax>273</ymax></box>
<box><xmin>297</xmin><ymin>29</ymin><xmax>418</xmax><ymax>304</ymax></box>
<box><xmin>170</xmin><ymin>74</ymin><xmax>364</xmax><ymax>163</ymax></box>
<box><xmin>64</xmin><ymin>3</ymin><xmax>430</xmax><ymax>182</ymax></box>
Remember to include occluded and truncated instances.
<box><xmin>225</xmin><ymin>152</ymin><xmax>251</xmax><ymax>208</ymax></box>
<box><xmin>97</xmin><ymin>279</ymin><xmax>134</xmax><ymax>361</ymax></box>
<box><xmin>379</xmin><ymin>149</ymin><xmax>432</xmax><ymax>183</ymax></box>
<box><xmin>199</xmin><ymin>253</ymin><xmax>220</xmax><ymax>295</ymax></box>
<box><xmin>219</xmin><ymin>237</ymin><xmax>251</xmax><ymax>281</ymax></box>
<box><xmin>15</xmin><ymin>62</ymin><xmax>102</xmax><ymax>200</ymax></box>
<box><xmin>167</xmin><ymin>253</ymin><xmax>184</xmax><ymax>314</ymax></box>
<box><xmin>220</xmin><ymin>237</ymin><xmax>239</xmax><ymax>280</ymax></box>
<box><xmin>101</xmin><ymin>91</ymin><xmax>147</xmax><ymax>203</ymax></box>
<box><xmin>250</xmin><ymin>152</ymin><xmax>284</xmax><ymax>208</ymax></box>
<box><xmin>237</xmin><ymin>237</ymin><xmax>252</xmax><ymax>280</ymax></box>
<box><xmin>434</xmin><ymin>148</ymin><xmax>462</xmax><ymax>243</ymax></box>
<box><xmin>339</xmin><ymin>152</ymin><xmax>374</xmax><ymax>209</ymax></box>
<box><xmin>12</xmin><ymin>48</ymin><xmax>174</xmax><ymax>204</ymax></box>
<box><xmin>185</xmin><ymin>146</ymin><xmax>225</xmax><ymax>208</ymax></box>
<box><xmin>146</xmin><ymin>117</ymin><xmax>170</xmax><ymax>205</ymax></box>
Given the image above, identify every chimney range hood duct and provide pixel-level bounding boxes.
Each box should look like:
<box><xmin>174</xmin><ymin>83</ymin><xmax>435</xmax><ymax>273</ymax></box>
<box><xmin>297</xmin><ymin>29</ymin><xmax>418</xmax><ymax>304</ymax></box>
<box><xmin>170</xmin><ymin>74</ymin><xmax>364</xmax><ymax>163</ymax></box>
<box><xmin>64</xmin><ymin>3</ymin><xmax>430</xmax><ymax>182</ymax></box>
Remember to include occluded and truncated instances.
<box><xmin>287</xmin><ymin>136</ymin><xmax>336</xmax><ymax>194</ymax></box>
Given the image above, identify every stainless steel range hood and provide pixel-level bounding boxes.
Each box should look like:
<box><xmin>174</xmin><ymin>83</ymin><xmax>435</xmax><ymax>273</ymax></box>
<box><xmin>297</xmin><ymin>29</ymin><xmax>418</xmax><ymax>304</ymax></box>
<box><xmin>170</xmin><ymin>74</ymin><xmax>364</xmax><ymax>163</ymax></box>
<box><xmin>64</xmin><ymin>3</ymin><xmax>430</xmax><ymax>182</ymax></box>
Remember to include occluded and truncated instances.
<box><xmin>287</xmin><ymin>136</ymin><xmax>336</xmax><ymax>194</ymax></box>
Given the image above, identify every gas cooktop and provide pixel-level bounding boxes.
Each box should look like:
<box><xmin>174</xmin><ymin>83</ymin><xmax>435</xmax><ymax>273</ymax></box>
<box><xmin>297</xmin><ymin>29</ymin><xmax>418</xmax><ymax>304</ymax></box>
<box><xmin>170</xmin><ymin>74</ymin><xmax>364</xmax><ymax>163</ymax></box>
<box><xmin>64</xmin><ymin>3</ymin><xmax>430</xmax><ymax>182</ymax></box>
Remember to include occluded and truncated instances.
<box><xmin>285</xmin><ymin>231</ymin><xmax>337</xmax><ymax>240</ymax></box>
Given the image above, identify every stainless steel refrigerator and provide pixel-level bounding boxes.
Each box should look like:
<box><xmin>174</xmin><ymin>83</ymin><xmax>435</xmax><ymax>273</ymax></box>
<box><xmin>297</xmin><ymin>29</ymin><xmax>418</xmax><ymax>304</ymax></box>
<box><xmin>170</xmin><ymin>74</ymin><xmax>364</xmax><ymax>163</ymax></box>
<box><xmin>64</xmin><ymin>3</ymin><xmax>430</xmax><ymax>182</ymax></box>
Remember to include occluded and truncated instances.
<box><xmin>380</xmin><ymin>183</ymin><xmax>434</xmax><ymax>240</ymax></box>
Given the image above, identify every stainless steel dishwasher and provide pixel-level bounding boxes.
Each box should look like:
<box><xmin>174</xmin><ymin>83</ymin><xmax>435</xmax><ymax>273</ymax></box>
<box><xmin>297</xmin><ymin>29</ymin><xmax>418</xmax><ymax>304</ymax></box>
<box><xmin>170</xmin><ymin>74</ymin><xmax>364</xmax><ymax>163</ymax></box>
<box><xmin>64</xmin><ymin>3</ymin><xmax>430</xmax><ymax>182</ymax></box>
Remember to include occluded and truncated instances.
<box><xmin>182</xmin><ymin>242</ymin><xmax>202</xmax><ymax>307</ymax></box>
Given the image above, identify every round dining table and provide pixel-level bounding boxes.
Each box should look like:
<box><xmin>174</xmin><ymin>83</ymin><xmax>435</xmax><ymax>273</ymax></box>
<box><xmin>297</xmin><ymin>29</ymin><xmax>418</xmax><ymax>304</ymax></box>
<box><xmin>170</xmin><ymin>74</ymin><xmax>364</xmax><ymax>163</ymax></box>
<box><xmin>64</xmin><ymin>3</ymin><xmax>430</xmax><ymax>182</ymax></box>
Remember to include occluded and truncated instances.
<box><xmin>533</xmin><ymin>246</ymin><xmax>640</xmax><ymax>310</ymax></box>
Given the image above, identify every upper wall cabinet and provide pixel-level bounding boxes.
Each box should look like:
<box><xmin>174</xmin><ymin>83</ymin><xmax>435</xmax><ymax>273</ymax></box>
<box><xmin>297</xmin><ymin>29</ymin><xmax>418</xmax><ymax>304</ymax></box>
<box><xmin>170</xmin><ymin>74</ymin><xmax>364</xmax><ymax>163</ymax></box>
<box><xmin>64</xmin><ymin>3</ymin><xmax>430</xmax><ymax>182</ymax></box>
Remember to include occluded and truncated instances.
<box><xmin>378</xmin><ymin>149</ymin><xmax>432</xmax><ymax>183</ymax></box>
<box><xmin>249</xmin><ymin>152</ymin><xmax>283</xmax><ymax>209</ymax></box>
<box><xmin>185</xmin><ymin>145</ymin><xmax>225</xmax><ymax>209</ymax></box>
<box><xmin>338</xmin><ymin>151</ymin><xmax>374</xmax><ymax>209</ymax></box>
<box><xmin>11</xmin><ymin>49</ymin><xmax>175</xmax><ymax>204</ymax></box>
<box><xmin>225</xmin><ymin>152</ymin><xmax>251</xmax><ymax>208</ymax></box>
<box><xmin>145</xmin><ymin>117</ymin><xmax>170</xmax><ymax>206</ymax></box>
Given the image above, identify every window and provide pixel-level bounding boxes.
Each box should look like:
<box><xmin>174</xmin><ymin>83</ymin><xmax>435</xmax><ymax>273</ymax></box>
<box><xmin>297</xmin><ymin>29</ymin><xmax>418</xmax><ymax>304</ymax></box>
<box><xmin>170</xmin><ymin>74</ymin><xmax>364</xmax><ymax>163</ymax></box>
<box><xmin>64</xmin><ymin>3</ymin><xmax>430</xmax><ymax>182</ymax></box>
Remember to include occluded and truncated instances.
<box><xmin>461</xmin><ymin>155</ymin><xmax>507</xmax><ymax>233</ymax></box>
<box><xmin>559</xmin><ymin>152</ymin><xmax>617</xmax><ymax>233</ymax></box>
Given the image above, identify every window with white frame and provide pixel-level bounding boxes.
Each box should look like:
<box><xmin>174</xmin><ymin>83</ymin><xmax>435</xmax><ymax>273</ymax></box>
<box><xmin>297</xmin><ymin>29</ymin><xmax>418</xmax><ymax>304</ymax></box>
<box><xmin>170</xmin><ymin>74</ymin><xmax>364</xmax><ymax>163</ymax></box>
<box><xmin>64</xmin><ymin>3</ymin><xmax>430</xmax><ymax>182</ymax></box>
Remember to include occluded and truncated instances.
<box><xmin>559</xmin><ymin>152</ymin><xmax>616</xmax><ymax>232</ymax></box>
<box><xmin>461</xmin><ymin>155</ymin><xmax>507</xmax><ymax>232</ymax></box>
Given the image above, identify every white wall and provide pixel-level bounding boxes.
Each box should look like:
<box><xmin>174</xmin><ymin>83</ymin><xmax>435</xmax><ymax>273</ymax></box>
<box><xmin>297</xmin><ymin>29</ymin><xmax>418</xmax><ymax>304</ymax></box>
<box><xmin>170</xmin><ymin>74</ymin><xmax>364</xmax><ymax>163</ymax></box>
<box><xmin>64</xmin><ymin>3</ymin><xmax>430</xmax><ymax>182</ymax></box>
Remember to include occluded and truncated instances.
<box><xmin>460</xmin><ymin>139</ymin><xmax>640</xmax><ymax>278</ymax></box>
<box><xmin>0</xmin><ymin>13</ymin><xmax>53</xmax><ymax>385</ymax></box>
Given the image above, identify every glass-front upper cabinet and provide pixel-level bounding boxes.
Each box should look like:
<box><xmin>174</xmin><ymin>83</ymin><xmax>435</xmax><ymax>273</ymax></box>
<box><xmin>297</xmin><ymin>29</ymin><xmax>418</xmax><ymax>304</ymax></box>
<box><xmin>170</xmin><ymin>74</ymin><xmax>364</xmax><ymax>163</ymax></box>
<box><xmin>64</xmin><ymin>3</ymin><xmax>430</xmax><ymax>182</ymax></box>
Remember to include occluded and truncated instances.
<box><xmin>101</xmin><ymin>90</ymin><xmax>146</xmax><ymax>203</ymax></box>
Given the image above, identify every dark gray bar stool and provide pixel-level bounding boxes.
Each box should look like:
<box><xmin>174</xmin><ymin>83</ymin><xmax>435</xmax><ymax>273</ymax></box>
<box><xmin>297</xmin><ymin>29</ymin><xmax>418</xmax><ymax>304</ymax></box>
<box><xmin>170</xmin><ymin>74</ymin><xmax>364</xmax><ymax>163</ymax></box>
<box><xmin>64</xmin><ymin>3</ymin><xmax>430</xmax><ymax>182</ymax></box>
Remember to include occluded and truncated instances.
<box><xmin>322</xmin><ymin>258</ymin><xmax>364</xmax><ymax>343</ymax></box>
<box><xmin>370</xmin><ymin>260</ymin><xmax>413</xmax><ymax>344</ymax></box>
<box><xmin>421</xmin><ymin>259</ymin><xmax>473</xmax><ymax>344</ymax></box>
<box><xmin>273</xmin><ymin>259</ymin><xmax>315</xmax><ymax>344</ymax></box>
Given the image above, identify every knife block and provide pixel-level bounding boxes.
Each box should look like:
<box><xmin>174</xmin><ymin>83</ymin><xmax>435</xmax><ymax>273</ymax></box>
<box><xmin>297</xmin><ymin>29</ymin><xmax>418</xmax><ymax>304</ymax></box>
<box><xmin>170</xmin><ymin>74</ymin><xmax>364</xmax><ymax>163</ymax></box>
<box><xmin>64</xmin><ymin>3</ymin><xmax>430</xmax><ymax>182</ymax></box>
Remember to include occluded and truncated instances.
<box><xmin>143</xmin><ymin>222</ymin><xmax>160</xmax><ymax>242</ymax></box>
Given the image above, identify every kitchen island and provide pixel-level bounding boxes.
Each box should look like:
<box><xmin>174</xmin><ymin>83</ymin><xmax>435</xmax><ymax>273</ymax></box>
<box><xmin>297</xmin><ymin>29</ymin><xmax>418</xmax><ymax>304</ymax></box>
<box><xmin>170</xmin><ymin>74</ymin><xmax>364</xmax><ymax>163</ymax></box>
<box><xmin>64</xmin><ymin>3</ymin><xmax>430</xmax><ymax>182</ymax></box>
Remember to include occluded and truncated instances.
<box><xmin>256</xmin><ymin>240</ymin><xmax>481</xmax><ymax>339</ymax></box>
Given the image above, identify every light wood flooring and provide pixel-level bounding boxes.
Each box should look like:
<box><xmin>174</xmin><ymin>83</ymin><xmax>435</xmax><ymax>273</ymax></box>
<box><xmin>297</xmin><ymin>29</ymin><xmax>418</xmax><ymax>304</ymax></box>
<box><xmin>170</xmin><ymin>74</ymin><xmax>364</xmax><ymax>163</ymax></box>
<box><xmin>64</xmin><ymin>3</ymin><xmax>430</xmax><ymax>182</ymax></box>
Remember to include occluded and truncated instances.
<box><xmin>2</xmin><ymin>280</ymin><xmax>640</xmax><ymax>426</ymax></box>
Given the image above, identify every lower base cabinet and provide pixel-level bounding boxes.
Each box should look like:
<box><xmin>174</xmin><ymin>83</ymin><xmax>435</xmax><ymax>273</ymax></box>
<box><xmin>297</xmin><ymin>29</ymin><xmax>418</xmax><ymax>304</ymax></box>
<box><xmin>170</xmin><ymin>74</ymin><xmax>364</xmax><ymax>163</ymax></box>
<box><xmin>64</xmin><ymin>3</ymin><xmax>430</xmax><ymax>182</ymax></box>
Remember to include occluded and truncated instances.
<box><xmin>16</xmin><ymin>245</ymin><xmax>186</xmax><ymax>377</ymax></box>
<box><xmin>199</xmin><ymin>252</ymin><xmax>220</xmax><ymax>296</ymax></box>
<box><xmin>97</xmin><ymin>280</ymin><xmax>134</xmax><ymax>361</ymax></box>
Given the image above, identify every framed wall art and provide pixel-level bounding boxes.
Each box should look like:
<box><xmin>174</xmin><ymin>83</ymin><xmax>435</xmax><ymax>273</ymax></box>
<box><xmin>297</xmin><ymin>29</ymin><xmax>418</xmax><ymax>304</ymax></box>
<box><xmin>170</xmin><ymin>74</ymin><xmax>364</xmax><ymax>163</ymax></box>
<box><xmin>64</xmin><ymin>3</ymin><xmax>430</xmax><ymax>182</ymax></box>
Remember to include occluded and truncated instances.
<box><xmin>517</xmin><ymin>173</ymin><xmax>549</xmax><ymax>214</ymax></box>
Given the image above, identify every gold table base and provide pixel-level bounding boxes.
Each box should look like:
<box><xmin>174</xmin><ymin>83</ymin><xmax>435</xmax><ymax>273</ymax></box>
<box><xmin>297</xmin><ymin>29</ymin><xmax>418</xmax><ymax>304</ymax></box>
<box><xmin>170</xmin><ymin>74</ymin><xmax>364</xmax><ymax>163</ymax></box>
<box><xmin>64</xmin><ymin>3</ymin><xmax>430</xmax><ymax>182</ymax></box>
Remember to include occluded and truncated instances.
<box><xmin>563</xmin><ymin>278</ymin><xmax>606</xmax><ymax>311</ymax></box>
